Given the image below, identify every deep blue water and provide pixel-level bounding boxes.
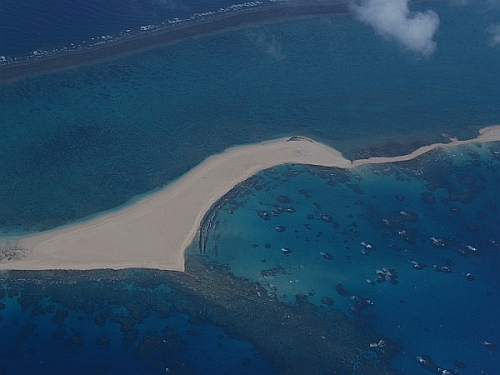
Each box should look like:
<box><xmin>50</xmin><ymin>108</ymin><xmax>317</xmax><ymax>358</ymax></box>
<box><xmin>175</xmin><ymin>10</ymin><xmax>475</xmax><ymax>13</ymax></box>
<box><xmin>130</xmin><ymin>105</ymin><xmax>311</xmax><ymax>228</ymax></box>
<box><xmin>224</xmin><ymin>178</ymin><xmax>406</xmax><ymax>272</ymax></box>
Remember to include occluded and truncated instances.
<box><xmin>0</xmin><ymin>270</ymin><xmax>276</xmax><ymax>375</ymax></box>
<box><xmin>0</xmin><ymin>0</ymin><xmax>252</xmax><ymax>59</ymax></box>
<box><xmin>0</xmin><ymin>0</ymin><xmax>500</xmax><ymax>374</ymax></box>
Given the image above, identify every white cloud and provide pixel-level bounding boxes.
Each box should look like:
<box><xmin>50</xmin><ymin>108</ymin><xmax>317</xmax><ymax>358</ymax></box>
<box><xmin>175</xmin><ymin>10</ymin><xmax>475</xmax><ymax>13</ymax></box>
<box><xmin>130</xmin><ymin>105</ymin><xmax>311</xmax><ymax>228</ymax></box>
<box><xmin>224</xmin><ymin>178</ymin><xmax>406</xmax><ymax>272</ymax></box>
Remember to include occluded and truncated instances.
<box><xmin>350</xmin><ymin>0</ymin><xmax>440</xmax><ymax>56</ymax></box>
<box><xmin>247</xmin><ymin>31</ymin><xmax>286</xmax><ymax>61</ymax></box>
<box><xmin>488</xmin><ymin>24</ymin><xmax>500</xmax><ymax>45</ymax></box>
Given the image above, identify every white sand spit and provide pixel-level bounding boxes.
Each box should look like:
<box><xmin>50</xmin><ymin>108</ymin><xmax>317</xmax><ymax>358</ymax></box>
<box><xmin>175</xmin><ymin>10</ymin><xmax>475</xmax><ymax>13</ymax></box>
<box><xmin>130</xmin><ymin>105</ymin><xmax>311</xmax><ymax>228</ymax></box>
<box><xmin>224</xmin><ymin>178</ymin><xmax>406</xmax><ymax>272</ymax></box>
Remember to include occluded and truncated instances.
<box><xmin>1</xmin><ymin>126</ymin><xmax>500</xmax><ymax>271</ymax></box>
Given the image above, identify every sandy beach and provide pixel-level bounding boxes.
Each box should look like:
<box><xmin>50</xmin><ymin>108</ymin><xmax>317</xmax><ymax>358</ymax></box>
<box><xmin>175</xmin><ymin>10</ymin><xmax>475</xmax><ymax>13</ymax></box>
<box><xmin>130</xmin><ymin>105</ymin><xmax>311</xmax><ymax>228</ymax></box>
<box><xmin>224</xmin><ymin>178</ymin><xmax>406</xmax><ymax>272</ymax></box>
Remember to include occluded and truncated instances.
<box><xmin>1</xmin><ymin>126</ymin><xmax>500</xmax><ymax>272</ymax></box>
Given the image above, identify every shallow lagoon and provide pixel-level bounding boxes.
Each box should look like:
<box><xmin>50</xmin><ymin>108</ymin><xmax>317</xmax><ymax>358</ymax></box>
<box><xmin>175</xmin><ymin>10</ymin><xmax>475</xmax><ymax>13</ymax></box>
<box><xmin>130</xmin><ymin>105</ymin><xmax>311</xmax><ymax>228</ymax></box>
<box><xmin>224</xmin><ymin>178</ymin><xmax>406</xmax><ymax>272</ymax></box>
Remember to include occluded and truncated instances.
<box><xmin>201</xmin><ymin>143</ymin><xmax>500</xmax><ymax>374</ymax></box>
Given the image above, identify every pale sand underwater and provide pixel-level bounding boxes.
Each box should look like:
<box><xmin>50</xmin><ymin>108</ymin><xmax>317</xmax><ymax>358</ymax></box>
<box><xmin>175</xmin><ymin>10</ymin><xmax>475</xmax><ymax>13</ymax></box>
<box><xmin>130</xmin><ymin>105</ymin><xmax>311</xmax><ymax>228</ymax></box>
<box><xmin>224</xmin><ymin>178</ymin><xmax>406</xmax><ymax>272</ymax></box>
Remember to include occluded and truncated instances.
<box><xmin>1</xmin><ymin>125</ymin><xmax>500</xmax><ymax>271</ymax></box>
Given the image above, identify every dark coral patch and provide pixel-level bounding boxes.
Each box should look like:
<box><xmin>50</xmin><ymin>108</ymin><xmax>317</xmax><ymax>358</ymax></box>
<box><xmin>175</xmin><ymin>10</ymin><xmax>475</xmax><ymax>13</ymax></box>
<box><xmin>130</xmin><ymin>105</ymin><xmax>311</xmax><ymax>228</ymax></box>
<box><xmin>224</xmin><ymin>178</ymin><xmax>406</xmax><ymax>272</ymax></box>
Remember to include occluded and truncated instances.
<box><xmin>276</xmin><ymin>195</ymin><xmax>292</xmax><ymax>204</ymax></box>
<box><xmin>321</xmin><ymin>296</ymin><xmax>334</xmax><ymax>306</ymax></box>
<box><xmin>421</xmin><ymin>192</ymin><xmax>436</xmax><ymax>204</ymax></box>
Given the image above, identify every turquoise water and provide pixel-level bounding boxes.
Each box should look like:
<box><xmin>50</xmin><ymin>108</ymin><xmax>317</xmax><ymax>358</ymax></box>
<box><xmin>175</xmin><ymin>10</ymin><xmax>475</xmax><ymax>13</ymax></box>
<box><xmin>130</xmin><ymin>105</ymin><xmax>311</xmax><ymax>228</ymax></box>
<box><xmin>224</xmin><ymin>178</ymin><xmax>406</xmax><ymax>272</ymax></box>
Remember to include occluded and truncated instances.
<box><xmin>1</xmin><ymin>1</ymin><xmax>499</xmax><ymax>233</ymax></box>
<box><xmin>200</xmin><ymin>143</ymin><xmax>500</xmax><ymax>374</ymax></box>
<box><xmin>1</xmin><ymin>1</ymin><xmax>500</xmax><ymax>374</ymax></box>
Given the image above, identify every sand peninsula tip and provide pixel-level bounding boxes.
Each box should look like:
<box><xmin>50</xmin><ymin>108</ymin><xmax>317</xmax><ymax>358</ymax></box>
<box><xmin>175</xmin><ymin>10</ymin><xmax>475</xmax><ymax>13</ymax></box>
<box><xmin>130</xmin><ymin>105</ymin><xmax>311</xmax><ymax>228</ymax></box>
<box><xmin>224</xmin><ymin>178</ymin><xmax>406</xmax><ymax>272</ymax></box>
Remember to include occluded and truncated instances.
<box><xmin>1</xmin><ymin>125</ymin><xmax>500</xmax><ymax>272</ymax></box>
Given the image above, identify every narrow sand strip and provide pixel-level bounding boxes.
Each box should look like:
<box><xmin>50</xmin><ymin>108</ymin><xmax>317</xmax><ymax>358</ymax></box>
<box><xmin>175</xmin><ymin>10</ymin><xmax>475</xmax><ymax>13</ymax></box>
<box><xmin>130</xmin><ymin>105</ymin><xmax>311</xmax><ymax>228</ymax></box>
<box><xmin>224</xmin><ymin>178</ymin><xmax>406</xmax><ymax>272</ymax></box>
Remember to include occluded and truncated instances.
<box><xmin>351</xmin><ymin>126</ymin><xmax>500</xmax><ymax>167</ymax></box>
<box><xmin>1</xmin><ymin>126</ymin><xmax>500</xmax><ymax>271</ymax></box>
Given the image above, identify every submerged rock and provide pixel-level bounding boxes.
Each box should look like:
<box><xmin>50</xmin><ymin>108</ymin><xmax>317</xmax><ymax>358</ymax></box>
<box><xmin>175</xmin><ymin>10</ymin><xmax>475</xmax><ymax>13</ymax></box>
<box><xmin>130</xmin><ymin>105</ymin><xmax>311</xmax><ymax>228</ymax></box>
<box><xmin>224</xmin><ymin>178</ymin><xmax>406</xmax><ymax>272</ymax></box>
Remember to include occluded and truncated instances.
<box><xmin>320</xmin><ymin>296</ymin><xmax>334</xmax><ymax>306</ymax></box>
<box><xmin>320</xmin><ymin>252</ymin><xmax>333</xmax><ymax>260</ymax></box>
<box><xmin>320</xmin><ymin>213</ymin><xmax>333</xmax><ymax>223</ymax></box>
<box><xmin>421</xmin><ymin>192</ymin><xmax>436</xmax><ymax>204</ymax></box>
<box><xmin>408</xmin><ymin>259</ymin><xmax>427</xmax><ymax>270</ymax></box>
<box><xmin>276</xmin><ymin>195</ymin><xmax>292</xmax><ymax>204</ymax></box>
<box><xmin>336</xmin><ymin>283</ymin><xmax>350</xmax><ymax>297</ymax></box>
<box><xmin>375</xmin><ymin>268</ymin><xmax>398</xmax><ymax>285</ymax></box>
<box><xmin>257</xmin><ymin>210</ymin><xmax>271</xmax><ymax>221</ymax></box>
<box><xmin>280</xmin><ymin>247</ymin><xmax>292</xmax><ymax>255</ymax></box>
<box><xmin>481</xmin><ymin>341</ymin><xmax>497</xmax><ymax>351</ymax></box>
<box><xmin>350</xmin><ymin>296</ymin><xmax>375</xmax><ymax>313</ymax></box>
<box><xmin>466</xmin><ymin>273</ymin><xmax>476</xmax><ymax>281</ymax></box>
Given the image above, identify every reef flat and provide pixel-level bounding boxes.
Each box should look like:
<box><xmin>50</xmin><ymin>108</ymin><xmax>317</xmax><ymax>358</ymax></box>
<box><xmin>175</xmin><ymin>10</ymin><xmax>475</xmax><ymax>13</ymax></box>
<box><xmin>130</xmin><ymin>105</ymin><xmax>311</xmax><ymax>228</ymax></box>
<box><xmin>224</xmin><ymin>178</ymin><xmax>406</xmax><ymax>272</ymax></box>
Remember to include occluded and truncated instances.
<box><xmin>1</xmin><ymin>252</ymin><xmax>401</xmax><ymax>375</ymax></box>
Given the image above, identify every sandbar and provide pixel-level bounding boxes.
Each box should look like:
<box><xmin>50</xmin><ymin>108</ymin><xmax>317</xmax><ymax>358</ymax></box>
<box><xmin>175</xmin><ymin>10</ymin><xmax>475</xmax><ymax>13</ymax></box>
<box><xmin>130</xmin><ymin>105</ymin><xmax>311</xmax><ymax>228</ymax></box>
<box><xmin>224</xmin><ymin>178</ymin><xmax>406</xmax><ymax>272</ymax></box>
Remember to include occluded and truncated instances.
<box><xmin>1</xmin><ymin>125</ymin><xmax>500</xmax><ymax>271</ymax></box>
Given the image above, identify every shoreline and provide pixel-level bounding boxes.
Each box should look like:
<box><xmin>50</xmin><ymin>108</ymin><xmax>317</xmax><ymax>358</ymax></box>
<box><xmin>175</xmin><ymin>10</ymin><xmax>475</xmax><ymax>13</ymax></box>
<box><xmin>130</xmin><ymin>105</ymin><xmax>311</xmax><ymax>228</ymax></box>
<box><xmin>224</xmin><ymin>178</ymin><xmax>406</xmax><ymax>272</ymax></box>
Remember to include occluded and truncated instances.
<box><xmin>0</xmin><ymin>1</ymin><xmax>349</xmax><ymax>84</ymax></box>
<box><xmin>1</xmin><ymin>125</ymin><xmax>500</xmax><ymax>272</ymax></box>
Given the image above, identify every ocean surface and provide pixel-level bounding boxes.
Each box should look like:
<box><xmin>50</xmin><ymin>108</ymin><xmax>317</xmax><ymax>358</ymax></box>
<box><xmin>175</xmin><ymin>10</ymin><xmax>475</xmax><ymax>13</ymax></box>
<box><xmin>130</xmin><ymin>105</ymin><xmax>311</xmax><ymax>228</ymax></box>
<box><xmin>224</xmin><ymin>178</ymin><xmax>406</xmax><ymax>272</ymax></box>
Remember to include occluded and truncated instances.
<box><xmin>0</xmin><ymin>0</ymin><xmax>254</xmax><ymax>59</ymax></box>
<box><xmin>1</xmin><ymin>0</ymin><xmax>500</xmax><ymax>374</ymax></box>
